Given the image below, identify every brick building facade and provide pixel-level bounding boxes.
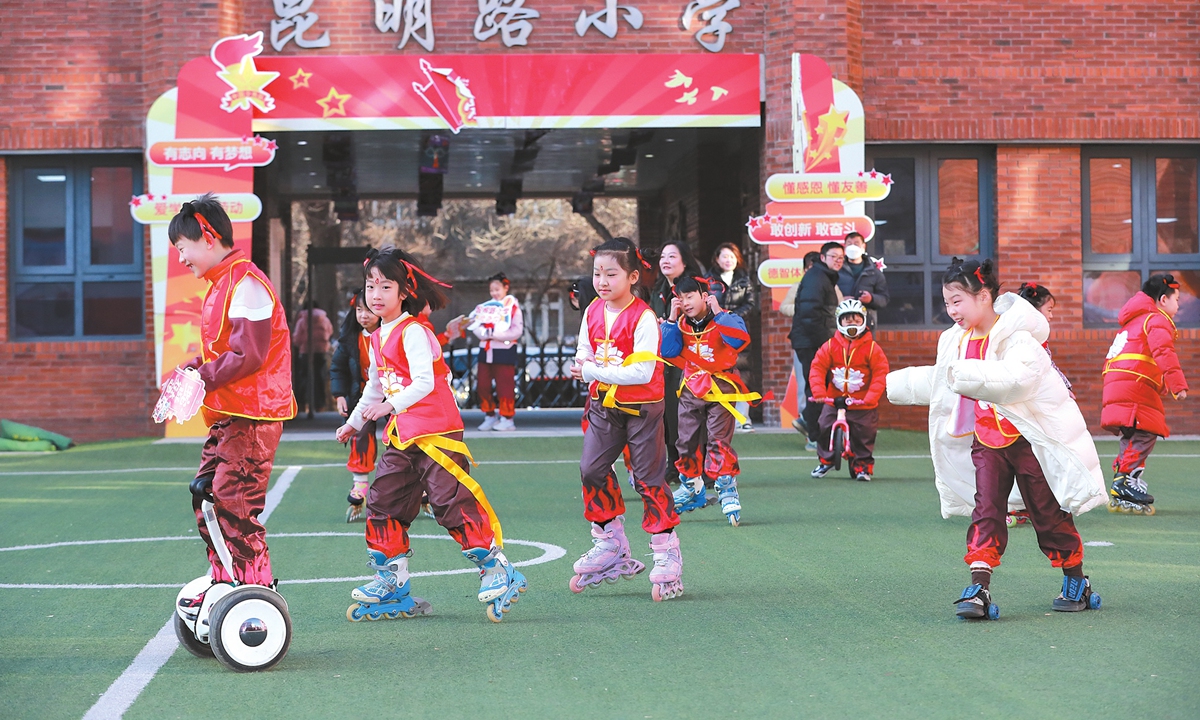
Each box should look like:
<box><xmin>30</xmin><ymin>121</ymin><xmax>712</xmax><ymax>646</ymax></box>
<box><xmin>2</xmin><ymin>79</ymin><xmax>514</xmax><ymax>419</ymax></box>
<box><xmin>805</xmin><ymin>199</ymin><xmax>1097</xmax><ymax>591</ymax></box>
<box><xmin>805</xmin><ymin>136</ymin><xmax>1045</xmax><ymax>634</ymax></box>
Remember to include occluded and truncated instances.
<box><xmin>2</xmin><ymin>1</ymin><xmax>1197</xmax><ymax>442</ymax></box>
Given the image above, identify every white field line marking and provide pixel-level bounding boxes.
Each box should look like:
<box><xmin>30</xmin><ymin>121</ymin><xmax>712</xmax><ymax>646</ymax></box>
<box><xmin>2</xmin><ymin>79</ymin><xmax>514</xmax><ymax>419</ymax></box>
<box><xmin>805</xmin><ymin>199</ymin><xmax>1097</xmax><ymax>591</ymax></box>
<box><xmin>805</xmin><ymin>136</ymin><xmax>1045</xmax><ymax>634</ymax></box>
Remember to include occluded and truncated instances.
<box><xmin>7</xmin><ymin>453</ymin><xmax>1200</xmax><ymax>479</ymax></box>
<box><xmin>2</xmin><ymin>535</ymin><xmax>567</xmax><ymax>590</ymax></box>
<box><xmin>81</xmin><ymin>467</ymin><xmax>301</xmax><ymax>720</ymax></box>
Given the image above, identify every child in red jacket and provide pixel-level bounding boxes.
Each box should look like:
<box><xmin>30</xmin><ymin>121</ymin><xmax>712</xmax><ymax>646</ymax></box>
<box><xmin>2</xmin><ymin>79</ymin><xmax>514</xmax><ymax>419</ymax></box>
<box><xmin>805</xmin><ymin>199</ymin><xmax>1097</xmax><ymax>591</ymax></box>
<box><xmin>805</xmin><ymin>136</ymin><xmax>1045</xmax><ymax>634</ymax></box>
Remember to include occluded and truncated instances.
<box><xmin>809</xmin><ymin>298</ymin><xmax>890</xmax><ymax>481</ymax></box>
<box><xmin>1101</xmin><ymin>274</ymin><xmax>1190</xmax><ymax>515</ymax></box>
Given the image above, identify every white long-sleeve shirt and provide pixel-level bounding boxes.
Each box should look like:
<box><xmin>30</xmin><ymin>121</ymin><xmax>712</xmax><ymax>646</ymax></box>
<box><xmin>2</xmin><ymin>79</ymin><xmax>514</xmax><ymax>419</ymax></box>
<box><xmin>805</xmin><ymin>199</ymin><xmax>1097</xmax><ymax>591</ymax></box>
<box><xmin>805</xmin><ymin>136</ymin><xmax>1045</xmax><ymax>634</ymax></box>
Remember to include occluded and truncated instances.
<box><xmin>575</xmin><ymin>303</ymin><xmax>659</xmax><ymax>387</ymax></box>
<box><xmin>347</xmin><ymin>313</ymin><xmax>436</xmax><ymax>431</ymax></box>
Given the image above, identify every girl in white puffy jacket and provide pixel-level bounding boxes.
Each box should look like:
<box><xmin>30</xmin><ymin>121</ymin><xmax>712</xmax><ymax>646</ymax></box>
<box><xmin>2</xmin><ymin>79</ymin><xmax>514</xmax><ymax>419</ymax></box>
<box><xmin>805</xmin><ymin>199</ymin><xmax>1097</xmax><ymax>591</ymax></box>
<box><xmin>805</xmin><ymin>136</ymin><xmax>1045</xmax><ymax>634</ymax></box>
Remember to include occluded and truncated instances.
<box><xmin>886</xmin><ymin>259</ymin><xmax>1107</xmax><ymax>621</ymax></box>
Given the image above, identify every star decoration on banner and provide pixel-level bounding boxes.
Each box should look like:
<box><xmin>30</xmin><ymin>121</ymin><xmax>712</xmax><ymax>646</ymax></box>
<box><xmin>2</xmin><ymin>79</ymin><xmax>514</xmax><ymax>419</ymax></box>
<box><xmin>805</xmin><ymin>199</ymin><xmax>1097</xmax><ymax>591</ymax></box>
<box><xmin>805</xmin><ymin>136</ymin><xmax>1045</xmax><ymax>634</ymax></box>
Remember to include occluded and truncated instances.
<box><xmin>289</xmin><ymin>67</ymin><xmax>312</xmax><ymax>89</ymax></box>
<box><xmin>881</xmin><ymin>174</ymin><xmax>893</xmax><ymax>186</ymax></box>
<box><xmin>166</xmin><ymin>322</ymin><xmax>202</xmax><ymax>356</ymax></box>
<box><xmin>317</xmin><ymin>86</ymin><xmax>351</xmax><ymax>118</ymax></box>
<box><xmin>130</xmin><ymin>196</ymin><xmax>142</xmax><ymax>207</ymax></box>
<box><xmin>216</xmin><ymin>57</ymin><xmax>279</xmax><ymax>113</ymax></box>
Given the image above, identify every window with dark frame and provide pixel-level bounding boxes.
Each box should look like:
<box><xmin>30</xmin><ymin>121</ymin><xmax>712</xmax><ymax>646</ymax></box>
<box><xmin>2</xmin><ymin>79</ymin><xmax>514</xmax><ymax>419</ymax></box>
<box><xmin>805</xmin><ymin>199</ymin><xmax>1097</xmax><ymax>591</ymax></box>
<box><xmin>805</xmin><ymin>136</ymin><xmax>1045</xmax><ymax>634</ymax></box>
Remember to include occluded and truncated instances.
<box><xmin>1082</xmin><ymin>146</ymin><xmax>1200</xmax><ymax>329</ymax></box>
<box><xmin>864</xmin><ymin>145</ymin><xmax>996</xmax><ymax>327</ymax></box>
<box><xmin>9</xmin><ymin>156</ymin><xmax>145</xmax><ymax>339</ymax></box>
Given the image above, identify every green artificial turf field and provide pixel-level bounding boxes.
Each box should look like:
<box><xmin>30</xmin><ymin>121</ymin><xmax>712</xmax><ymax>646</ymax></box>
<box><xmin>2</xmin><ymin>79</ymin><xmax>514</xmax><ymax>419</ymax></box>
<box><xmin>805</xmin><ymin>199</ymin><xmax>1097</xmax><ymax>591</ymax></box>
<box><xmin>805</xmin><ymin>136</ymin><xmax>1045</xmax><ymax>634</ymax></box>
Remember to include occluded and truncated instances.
<box><xmin>1</xmin><ymin>430</ymin><xmax>1198</xmax><ymax>719</ymax></box>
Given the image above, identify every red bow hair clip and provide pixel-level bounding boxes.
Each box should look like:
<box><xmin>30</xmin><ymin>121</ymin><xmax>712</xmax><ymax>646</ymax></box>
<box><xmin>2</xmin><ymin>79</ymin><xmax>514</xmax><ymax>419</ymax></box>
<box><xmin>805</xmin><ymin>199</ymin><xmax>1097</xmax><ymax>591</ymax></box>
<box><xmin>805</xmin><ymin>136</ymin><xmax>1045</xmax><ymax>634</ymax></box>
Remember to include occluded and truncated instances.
<box><xmin>1027</xmin><ymin>281</ymin><xmax>1038</xmax><ymax>290</ymax></box>
<box><xmin>401</xmin><ymin>259</ymin><xmax>452</xmax><ymax>289</ymax></box>
<box><xmin>194</xmin><ymin>213</ymin><xmax>223</xmax><ymax>243</ymax></box>
<box><xmin>974</xmin><ymin>267</ymin><xmax>986</xmax><ymax>285</ymax></box>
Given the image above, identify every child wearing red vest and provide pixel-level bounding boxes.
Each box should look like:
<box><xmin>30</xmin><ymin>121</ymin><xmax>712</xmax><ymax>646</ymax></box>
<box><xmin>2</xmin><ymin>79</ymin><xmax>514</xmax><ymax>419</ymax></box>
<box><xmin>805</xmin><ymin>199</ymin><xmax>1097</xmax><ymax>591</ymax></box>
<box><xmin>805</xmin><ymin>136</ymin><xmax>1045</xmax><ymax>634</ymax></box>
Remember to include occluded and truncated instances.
<box><xmin>469</xmin><ymin>272</ymin><xmax>523</xmax><ymax>431</ymax></box>
<box><xmin>568</xmin><ymin>237</ymin><xmax>684</xmax><ymax>602</ymax></box>
<box><xmin>809</xmin><ymin>298</ymin><xmax>890</xmax><ymax>481</ymax></box>
<box><xmin>661</xmin><ymin>275</ymin><xmax>759</xmax><ymax>526</ymax></box>
<box><xmin>168</xmin><ymin>193</ymin><xmax>295</xmax><ymax>588</ymax></box>
<box><xmin>336</xmin><ymin>246</ymin><xmax>526</xmax><ymax>623</ymax></box>
<box><xmin>331</xmin><ymin>293</ymin><xmax>383</xmax><ymax>522</ymax></box>
<box><xmin>1101</xmin><ymin>274</ymin><xmax>1190</xmax><ymax>515</ymax></box>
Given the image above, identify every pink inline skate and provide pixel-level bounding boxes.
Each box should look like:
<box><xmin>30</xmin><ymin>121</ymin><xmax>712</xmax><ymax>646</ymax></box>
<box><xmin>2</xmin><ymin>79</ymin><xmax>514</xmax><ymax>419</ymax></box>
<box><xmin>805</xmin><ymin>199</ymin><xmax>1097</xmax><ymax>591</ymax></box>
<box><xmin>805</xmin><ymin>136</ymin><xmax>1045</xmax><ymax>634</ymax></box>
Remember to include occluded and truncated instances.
<box><xmin>648</xmin><ymin>530</ymin><xmax>684</xmax><ymax>602</ymax></box>
<box><xmin>569</xmin><ymin>515</ymin><xmax>646</xmax><ymax>593</ymax></box>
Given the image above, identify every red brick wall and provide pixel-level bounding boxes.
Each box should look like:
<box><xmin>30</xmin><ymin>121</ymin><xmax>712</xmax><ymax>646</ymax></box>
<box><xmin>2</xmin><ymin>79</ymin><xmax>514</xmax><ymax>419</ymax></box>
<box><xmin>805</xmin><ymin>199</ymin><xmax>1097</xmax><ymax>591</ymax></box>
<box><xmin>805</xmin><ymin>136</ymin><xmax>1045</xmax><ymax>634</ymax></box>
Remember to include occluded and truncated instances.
<box><xmin>861</xmin><ymin>0</ymin><xmax>1200</xmax><ymax>140</ymax></box>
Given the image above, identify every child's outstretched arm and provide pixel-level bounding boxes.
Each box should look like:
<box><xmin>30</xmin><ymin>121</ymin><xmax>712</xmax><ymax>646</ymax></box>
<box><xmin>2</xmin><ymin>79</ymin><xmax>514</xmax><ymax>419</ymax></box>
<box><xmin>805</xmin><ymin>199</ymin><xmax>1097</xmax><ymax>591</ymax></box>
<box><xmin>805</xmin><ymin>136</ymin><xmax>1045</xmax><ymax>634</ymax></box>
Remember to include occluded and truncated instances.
<box><xmin>948</xmin><ymin>333</ymin><xmax>1048</xmax><ymax>406</ymax></box>
<box><xmin>198</xmin><ymin>275</ymin><xmax>273</xmax><ymax>392</ymax></box>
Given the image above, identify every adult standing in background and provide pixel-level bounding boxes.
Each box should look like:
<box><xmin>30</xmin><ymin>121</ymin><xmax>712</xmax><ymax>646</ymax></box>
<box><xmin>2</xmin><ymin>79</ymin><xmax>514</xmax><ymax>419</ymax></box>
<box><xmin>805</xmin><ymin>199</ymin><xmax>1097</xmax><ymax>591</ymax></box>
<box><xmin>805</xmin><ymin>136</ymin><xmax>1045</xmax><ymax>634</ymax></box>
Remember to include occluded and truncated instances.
<box><xmin>837</xmin><ymin>231</ymin><xmax>889</xmax><ymax>332</ymax></box>
<box><xmin>789</xmin><ymin>242</ymin><xmax>844</xmax><ymax>450</ymax></box>
<box><xmin>781</xmin><ymin>251</ymin><xmax>823</xmax><ymax>437</ymax></box>
<box><xmin>293</xmin><ymin>302</ymin><xmax>334</xmax><ymax>413</ymax></box>
<box><xmin>707</xmin><ymin>242</ymin><xmax>758</xmax><ymax>432</ymax></box>
<box><xmin>652</xmin><ymin>242</ymin><xmax>706</xmax><ymax>471</ymax></box>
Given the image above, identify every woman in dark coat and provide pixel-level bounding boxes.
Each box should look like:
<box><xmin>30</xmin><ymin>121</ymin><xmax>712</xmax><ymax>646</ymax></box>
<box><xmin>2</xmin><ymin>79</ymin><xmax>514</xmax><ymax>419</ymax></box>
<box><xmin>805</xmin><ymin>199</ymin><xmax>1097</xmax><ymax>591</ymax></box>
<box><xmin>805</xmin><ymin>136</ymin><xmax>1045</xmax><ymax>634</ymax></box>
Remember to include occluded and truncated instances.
<box><xmin>706</xmin><ymin>242</ymin><xmax>758</xmax><ymax>430</ymax></box>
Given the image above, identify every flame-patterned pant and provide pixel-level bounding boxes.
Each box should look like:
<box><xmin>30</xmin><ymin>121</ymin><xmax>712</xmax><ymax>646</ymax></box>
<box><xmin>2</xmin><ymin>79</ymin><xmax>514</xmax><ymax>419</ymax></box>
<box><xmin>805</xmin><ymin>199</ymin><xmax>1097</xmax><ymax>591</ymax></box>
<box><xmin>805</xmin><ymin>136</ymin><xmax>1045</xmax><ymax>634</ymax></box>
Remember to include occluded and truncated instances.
<box><xmin>580</xmin><ymin>399</ymin><xmax>679</xmax><ymax>534</ymax></box>
<box><xmin>365</xmin><ymin>431</ymin><xmax>494</xmax><ymax>557</ymax></box>
<box><xmin>346</xmin><ymin>418</ymin><xmax>378</xmax><ymax>474</ymax></box>
<box><xmin>674</xmin><ymin>386</ymin><xmax>739</xmax><ymax>484</ymax></box>
<box><xmin>965</xmin><ymin>436</ymin><xmax>1083</xmax><ymax>569</ymax></box>
<box><xmin>1113</xmin><ymin>426</ymin><xmax>1158</xmax><ymax>475</ymax></box>
<box><xmin>476</xmin><ymin>362</ymin><xmax>516</xmax><ymax>418</ymax></box>
<box><xmin>191</xmin><ymin>417</ymin><xmax>283</xmax><ymax>585</ymax></box>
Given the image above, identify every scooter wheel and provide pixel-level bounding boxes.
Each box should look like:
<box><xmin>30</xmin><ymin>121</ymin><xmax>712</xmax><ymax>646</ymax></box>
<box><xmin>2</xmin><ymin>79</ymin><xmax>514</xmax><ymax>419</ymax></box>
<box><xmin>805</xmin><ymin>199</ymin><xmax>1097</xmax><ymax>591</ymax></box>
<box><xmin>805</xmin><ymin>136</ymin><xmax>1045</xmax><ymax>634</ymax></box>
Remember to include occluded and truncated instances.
<box><xmin>831</xmin><ymin>428</ymin><xmax>845</xmax><ymax>471</ymax></box>
<box><xmin>173</xmin><ymin>611</ymin><xmax>214</xmax><ymax>659</ymax></box>
<box><xmin>209</xmin><ymin>585</ymin><xmax>292</xmax><ymax>672</ymax></box>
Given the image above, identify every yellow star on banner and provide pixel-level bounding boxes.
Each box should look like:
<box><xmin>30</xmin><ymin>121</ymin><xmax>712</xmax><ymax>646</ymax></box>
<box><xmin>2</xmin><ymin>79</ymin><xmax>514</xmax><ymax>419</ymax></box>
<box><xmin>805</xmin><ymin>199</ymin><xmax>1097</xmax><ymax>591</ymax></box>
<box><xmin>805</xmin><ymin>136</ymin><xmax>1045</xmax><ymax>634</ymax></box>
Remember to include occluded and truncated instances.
<box><xmin>289</xmin><ymin>67</ymin><xmax>312</xmax><ymax>89</ymax></box>
<box><xmin>675</xmin><ymin>89</ymin><xmax>699</xmax><ymax>105</ymax></box>
<box><xmin>316</xmin><ymin>86</ymin><xmax>351</xmax><ymax>118</ymax></box>
<box><xmin>804</xmin><ymin>105</ymin><xmax>850</xmax><ymax>170</ymax></box>
<box><xmin>665</xmin><ymin>70</ymin><xmax>693</xmax><ymax>88</ymax></box>
<box><xmin>710</xmin><ymin>86</ymin><xmax>728</xmax><ymax>101</ymax></box>
<box><xmin>216</xmin><ymin>57</ymin><xmax>280</xmax><ymax>113</ymax></box>
<box><xmin>166</xmin><ymin>322</ymin><xmax>201</xmax><ymax>356</ymax></box>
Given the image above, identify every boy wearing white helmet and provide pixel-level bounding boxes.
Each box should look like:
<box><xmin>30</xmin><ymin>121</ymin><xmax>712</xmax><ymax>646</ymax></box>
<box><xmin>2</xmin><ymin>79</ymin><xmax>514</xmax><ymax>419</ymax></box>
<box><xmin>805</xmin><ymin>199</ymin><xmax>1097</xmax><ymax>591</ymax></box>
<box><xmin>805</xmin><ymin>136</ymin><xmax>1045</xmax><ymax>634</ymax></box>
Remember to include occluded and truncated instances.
<box><xmin>808</xmin><ymin>298</ymin><xmax>890</xmax><ymax>481</ymax></box>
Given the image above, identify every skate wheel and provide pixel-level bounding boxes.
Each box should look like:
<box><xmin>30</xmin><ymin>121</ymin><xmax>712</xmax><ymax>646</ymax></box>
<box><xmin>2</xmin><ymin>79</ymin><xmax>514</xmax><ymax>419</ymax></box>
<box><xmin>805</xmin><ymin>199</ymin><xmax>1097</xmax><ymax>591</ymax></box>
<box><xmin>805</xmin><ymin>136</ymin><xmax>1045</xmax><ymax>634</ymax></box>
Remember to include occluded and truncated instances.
<box><xmin>1005</xmin><ymin>515</ymin><xmax>1016</xmax><ymax>528</ymax></box>
<box><xmin>987</xmin><ymin>603</ymin><xmax>1000</xmax><ymax>621</ymax></box>
<box><xmin>728</xmin><ymin>513</ymin><xmax>740</xmax><ymax>527</ymax></box>
<box><xmin>346</xmin><ymin>604</ymin><xmax>365</xmax><ymax>622</ymax></box>
<box><xmin>173</xmin><ymin>611</ymin><xmax>214</xmax><ymax>658</ymax></box>
<box><xmin>487</xmin><ymin>604</ymin><xmax>503</xmax><ymax>623</ymax></box>
<box><xmin>1088</xmin><ymin>592</ymin><xmax>1102</xmax><ymax>610</ymax></box>
<box><xmin>1143</xmin><ymin>504</ymin><xmax>1156</xmax><ymax>516</ymax></box>
<box><xmin>209</xmin><ymin>586</ymin><xmax>291</xmax><ymax>672</ymax></box>
<box><xmin>652</xmin><ymin>584</ymin><xmax>663</xmax><ymax>602</ymax></box>
<box><xmin>569</xmin><ymin>575</ymin><xmax>586</xmax><ymax>594</ymax></box>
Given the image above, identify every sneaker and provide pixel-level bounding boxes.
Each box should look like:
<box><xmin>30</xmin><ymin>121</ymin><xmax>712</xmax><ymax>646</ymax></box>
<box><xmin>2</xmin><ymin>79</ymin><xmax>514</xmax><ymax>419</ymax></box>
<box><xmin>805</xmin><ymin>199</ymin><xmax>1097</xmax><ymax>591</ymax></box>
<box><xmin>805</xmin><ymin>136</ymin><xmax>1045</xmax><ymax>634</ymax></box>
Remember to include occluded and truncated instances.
<box><xmin>804</xmin><ymin>440</ymin><xmax>818</xmax><ymax>452</ymax></box>
<box><xmin>792</xmin><ymin>418</ymin><xmax>806</xmax><ymax>435</ymax></box>
<box><xmin>810</xmin><ymin>463</ymin><xmax>832</xmax><ymax>478</ymax></box>
<box><xmin>855</xmin><ymin>471</ymin><xmax>871</xmax><ymax>482</ymax></box>
<box><xmin>478</xmin><ymin>414</ymin><xmax>499</xmax><ymax>431</ymax></box>
<box><xmin>735</xmin><ymin>422</ymin><xmax>755</xmax><ymax>433</ymax></box>
<box><xmin>493</xmin><ymin>417</ymin><xmax>516</xmax><ymax>432</ymax></box>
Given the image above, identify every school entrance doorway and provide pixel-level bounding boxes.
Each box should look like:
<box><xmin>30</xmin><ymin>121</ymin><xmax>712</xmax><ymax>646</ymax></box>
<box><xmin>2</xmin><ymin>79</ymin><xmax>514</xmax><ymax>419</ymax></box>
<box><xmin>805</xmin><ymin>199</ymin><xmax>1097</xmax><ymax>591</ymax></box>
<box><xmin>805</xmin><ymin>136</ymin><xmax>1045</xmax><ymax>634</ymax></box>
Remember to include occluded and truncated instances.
<box><xmin>143</xmin><ymin>39</ymin><xmax>762</xmax><ymax>433</ymax></box>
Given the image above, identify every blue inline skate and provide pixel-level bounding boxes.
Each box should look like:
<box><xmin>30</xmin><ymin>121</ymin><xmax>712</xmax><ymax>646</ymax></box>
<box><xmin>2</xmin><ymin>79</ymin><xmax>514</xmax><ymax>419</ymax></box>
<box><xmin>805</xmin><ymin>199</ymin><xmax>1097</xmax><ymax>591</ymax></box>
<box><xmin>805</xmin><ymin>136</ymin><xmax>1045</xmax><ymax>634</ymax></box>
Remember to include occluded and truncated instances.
<box><xmin>954</xmin><ymin>584</ymin><xmax>1000</xmax><ymax>621</ymax></box>
<box><xmin>1052</xmin><ymin>575</ymin><xmax>1101</xmax><ymax>612</ymax></box>
<box><xmin>347</xmin><ymin>550</ymin><xmax>432</xmax><ymax>621</ymax></box>
<box><xmin>714</xmin><ymin>474</ymin><xmax>741</xmax><ymax>527</ymax></box>
<box><xmin>465</xmin><ymin>546</ymin><xmax>527</xmax><ymax>623</ymax></box>
<box><xmin>673</xmin><ymin>476</ymin><xmax>711</xmax><ymax>514</ymax></box>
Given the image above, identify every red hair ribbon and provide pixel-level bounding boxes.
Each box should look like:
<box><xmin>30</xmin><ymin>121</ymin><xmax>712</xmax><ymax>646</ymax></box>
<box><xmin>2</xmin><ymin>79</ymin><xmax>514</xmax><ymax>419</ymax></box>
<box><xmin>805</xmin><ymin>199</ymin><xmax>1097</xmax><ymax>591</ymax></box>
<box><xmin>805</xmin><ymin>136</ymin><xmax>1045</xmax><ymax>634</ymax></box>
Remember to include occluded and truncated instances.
<box><xmin>1027</xmin><ymin>281</ymin><xmax>1038</xmax><ymax>290</ymax></box>
<box><xmin>401</xmin><ymin>259</ymin><xmax>452</xmax><ymax>289</ymax></box>
<box><xmin>974</xmin><ymin>267</ymin><xmax>986</xmax><ymax>285</ymax></box>
<box><xmin>633</xmin><ymin>247</ymin><xmax>652</xmax><ymax>270</ymax></box>
<box><xmin>194</xmin><ymin>213</ymin><xmax>223</xmax><ymax>243</ymax></box>
<box><xmin>1167</xmin><ymin>280</ymin><xmax>1180</xmax><ymax>289</ymax></box>
<box><xmin>589</xmin><ymin>249</ymin><xmax>597</xmax><ymax>257</ymax></box>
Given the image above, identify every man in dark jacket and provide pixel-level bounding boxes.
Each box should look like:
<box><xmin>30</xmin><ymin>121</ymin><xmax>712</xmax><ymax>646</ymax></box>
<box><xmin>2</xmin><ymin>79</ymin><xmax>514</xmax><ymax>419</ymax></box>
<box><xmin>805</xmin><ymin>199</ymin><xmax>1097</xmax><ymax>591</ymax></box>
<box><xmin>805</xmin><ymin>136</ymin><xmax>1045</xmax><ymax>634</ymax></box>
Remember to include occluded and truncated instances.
<box><xmin>789</xmin><ymin>241</ymin><xmax>844</xmax><ymax>443</ymax></box>
<box><xmin>837</xmin><ymin>231</ymin><xmax>889</xmax><ymax>332</ymax></box>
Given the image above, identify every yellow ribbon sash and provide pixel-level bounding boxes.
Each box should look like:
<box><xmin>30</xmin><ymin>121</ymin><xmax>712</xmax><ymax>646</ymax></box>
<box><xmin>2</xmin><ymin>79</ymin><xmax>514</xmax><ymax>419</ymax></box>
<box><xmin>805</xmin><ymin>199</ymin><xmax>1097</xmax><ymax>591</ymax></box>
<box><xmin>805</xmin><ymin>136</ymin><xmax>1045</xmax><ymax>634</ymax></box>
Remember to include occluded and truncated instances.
<box><xmin>391</xmin><ymin>431</ymin><xmax>504</xmax><ymax>549</ymax></box>
<box><xmin>598</xmin><ymin>350</ymin><xmax>664</xmax><ymax>415</ymax></box>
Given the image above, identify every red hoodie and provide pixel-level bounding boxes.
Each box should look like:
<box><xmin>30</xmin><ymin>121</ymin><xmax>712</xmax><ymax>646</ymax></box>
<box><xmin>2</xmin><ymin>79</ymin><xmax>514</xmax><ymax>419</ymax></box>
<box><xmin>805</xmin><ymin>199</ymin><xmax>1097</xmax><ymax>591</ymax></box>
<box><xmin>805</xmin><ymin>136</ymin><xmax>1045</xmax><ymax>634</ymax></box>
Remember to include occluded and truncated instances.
<box><xmin>1101</xmin><ymin>291</ymin><xmax>1189</xmax><ymax>437</ymax></box>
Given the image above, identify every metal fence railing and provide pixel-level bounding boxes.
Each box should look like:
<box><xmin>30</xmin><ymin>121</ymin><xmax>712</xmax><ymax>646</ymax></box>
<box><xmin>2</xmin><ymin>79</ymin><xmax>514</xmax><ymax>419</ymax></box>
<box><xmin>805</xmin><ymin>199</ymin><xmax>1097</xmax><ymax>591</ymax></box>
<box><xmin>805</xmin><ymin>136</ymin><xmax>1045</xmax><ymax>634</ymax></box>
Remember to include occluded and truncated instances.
<box><xmin>445</xmin><ymin>338</ymin><xmax>587</xmax><ymax>409</ymax></box>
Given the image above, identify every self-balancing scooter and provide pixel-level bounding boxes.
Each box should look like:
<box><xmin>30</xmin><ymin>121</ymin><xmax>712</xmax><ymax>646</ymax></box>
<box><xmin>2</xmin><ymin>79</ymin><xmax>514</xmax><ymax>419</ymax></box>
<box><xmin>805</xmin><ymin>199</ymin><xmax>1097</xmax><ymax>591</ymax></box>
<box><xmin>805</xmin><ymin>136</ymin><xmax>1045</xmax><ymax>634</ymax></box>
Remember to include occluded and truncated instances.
<box><xmin>156</xmin><ymin>367</ymin><xmax>292</xmax><ymax>672</ymax></box>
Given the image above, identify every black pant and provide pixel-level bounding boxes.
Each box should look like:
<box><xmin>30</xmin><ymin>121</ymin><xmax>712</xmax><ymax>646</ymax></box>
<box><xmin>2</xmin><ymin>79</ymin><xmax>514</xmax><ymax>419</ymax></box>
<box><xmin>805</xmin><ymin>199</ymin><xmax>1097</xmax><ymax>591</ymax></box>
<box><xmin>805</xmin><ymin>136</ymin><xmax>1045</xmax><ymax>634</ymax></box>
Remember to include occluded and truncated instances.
<box><xmin>794</xmin><ymin>348</ymin><xmax>819</xmax><ymax>438</ymax></box>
